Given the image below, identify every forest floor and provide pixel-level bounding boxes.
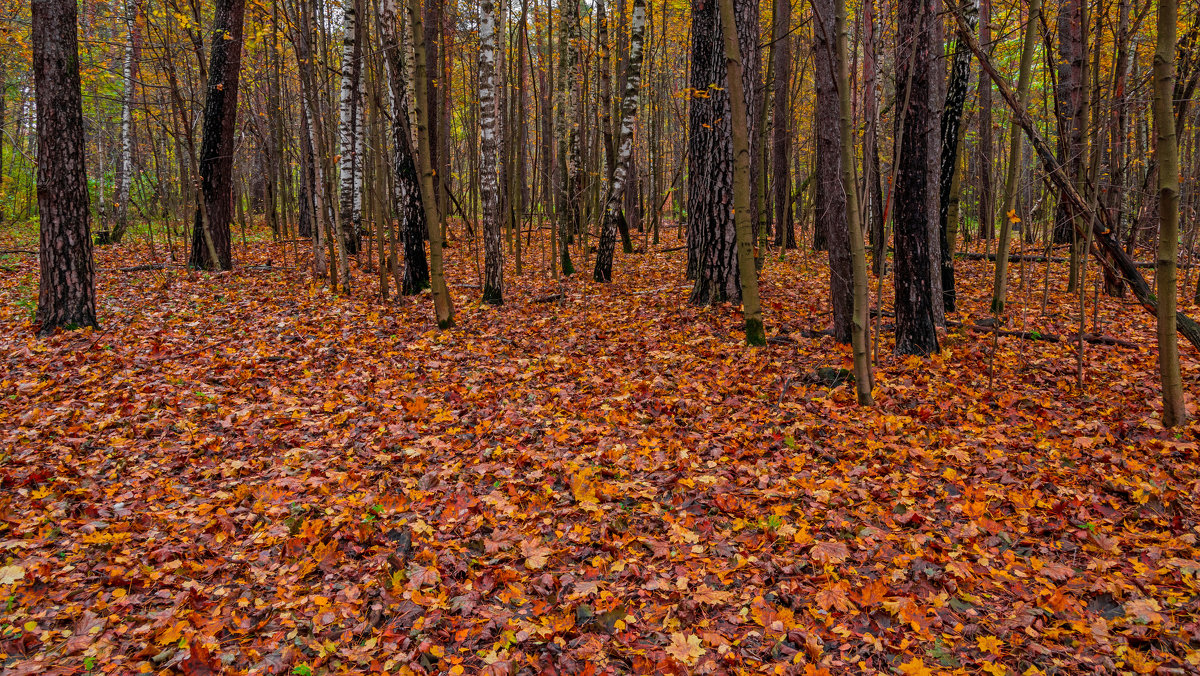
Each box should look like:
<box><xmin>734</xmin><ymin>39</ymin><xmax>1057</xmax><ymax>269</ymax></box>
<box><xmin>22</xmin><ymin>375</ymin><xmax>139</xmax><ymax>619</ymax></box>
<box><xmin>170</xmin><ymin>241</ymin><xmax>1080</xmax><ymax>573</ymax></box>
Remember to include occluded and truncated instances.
<box><xmin>0</xmin><ymin>226</ymin><xmax>1198</xmax><ymax>676</ymax></box>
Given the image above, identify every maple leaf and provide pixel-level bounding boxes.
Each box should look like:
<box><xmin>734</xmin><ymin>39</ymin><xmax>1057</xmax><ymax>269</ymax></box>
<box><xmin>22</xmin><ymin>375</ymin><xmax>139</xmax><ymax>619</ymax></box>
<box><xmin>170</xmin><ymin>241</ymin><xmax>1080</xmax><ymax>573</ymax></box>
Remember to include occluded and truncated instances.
<box><xmin>815</xmin><ymin>580</ymin><xmax>854</xmax><ymax>612</ymax></box>
<box><xmin>897</xmin><ymin>657</ymin><xmax>932</xmax><ymax>676</ymax></box>
<box><xmin>981</xmin><ymin>660</ymin><xmax>1008</xmax><ymax>676</ymax></box>
<box><xmin>665</xmin><ymin>632</ymin><xmax>704</xmax><ymax>666</ymax></box>
<box><xmin>521</xmin><ymin>538</ymin><xmax>552</xmax><ymax>570</ymax></box>
<box><xmin>977</xmin><ymin>635</ymin><xmax>1003</xmax><ymax>655</ymax></box>
<box><xmin>569</xmin><ymin>467</ymin><xmax>599</xmax><ymax>504</ymax></box>
<box><xmin>809</xmin><ymin>540</ymin><xmax>848</xmax><ymax>565</ymax></box>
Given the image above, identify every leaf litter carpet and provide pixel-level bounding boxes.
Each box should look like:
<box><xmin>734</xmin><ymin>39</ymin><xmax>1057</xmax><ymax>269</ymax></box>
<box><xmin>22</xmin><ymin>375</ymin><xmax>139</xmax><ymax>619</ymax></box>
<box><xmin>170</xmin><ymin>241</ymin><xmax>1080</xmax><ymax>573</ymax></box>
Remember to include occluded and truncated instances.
<box><xmin>0</xmin><ymin>237</ymin><xmax>1198</xmax><ymax>675</ymax></box>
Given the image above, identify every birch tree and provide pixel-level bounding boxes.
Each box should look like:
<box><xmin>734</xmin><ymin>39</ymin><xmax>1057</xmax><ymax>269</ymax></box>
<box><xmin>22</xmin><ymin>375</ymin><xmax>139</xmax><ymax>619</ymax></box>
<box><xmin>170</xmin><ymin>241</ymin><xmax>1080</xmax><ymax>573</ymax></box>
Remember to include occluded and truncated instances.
<box><xmin>593</xmin><ymin>0</ymin><xmax>647</xmax><ymax>283</ymax></box>
<box><xmin>479</xmin><ymin>0</ymin><xmax>504</xmax><ymax>303</ymax></box>
<box><xmin>378</xmin><ymin>0</ymin><xmax>429</xmax><ymax>295</ymax></box>
<box><xmin>338</xmin><ymin>0</ymin><xmax>365</xmax><ymax>255</ymax></box>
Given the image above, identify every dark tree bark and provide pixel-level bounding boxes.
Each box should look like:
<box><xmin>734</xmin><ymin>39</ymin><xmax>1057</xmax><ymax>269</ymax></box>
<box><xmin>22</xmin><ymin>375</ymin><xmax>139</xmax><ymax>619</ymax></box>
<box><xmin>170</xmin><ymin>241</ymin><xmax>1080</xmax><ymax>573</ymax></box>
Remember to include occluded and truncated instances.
<box><xmin>937</xmin><ymin>0</ymin><xmax>978</xmax><ymax>314</ymax></box>
<box><xmin>188</xmin><ymin>0</ymin><xmax>246</xmax><ymax>270</ymax></box>
<box><xmin>378</xmin><ymin>0</ymin><xmax>429</xmax><ymax>294</ymax></box>
<box><xmin>770</xmin><ymin>0</ymin><xmax>794</xmax><ymax>249</ymax></box>
<box><xmin>1053</xmin><ymin>0</ymin><xmax>1086</xmax><ymax>245</ymax></box>
<box><xmin>813</xmin><ymin>0</ymin><xmax>852</xmax><ymax>342</ymax></box>
<box><xmin>976</xmin><ymin>0</ymin><xmax>993</xmax><ymax>240</ymax></box>
<box><xmin>688</xmin><ymin>0</ymin><xmax>738</xmax><ymax>304</ymax></box>
<box><xmin>32</xmin><ymin>0</ymin><xmax>97</xmax><ymax>334</ymax></box>
<box><xmin>892</xmin><ymin>0</ymin><xmax>941</xmax><ymax>355</ymax></box>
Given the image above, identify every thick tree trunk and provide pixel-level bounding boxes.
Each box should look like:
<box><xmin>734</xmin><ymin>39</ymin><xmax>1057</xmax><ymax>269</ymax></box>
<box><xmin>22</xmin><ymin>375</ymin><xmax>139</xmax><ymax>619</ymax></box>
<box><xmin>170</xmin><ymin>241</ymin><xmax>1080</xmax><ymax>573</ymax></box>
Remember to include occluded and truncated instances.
<box><xmin>688</xmin><ymin>0</ymin><xmax>738</xmax><ymax>303</ymax></box>
<box><xmin>188</xmin><ymin>0</ymin><xmax>245</xmax><ymax>271</ymax></box>
<box><xmin>770</xmin><ymin>0</ymin><xmax>794</xmax><ymax>249</ymax></box>
<box><xmin>555</xmin><ymin>0</ymin><xmax>581</xmax><ymax>275</ymax></box>
<box><xmin>33</xmin><ymin>0</ymin><xmax>97</xmax><ymax>334</ymax></box>
<box><xmin>338</xmin><ymin>0</ymin><xmax>364</xmax><ymax>255</ymax></box>
<box><xmin>1154</xmin><ymin>0</ymin><xmax>1186</xmax><ymax>425</ymax></box>
<box><xmin>479</xmin><ymin>0</ymin><xmax>504</xmax><ymax>303</ymax></box>
<box><xmin>937</xmin><ymin>0</ymin><xmax>978</xmax><ymax>314</ymax></box>
<box><xmin>594</xmin><ymin>0</ymin><xmax>647</xmax><ymax>282</ymax></box>
<box><xmin>892</xmin><ymin>0</ymin><xmax>941</xmax><ymax>355</ymax></box>
<box><xmin>1054</xmin><ymin>0</ymin><xmax>1087</xmax><ymax>248</ymax></box>
<box><xmin>378</xmin><ymin>0</ymin><xmax>429</xmax><ymax>295</ymax></box>
<box><xmin>716</xmin><ymin>0</ymin><xmax>765</xmax><ymax>346</ymax></box>
<box><xmin>813</xmin><ymin>0</ymin><xmax>852</xmax><ymax>343</ymax></box>
<box><xmin>977</xmin><ymin>0</ymin><xmax>993</xmax><ymax>241</ymax></box>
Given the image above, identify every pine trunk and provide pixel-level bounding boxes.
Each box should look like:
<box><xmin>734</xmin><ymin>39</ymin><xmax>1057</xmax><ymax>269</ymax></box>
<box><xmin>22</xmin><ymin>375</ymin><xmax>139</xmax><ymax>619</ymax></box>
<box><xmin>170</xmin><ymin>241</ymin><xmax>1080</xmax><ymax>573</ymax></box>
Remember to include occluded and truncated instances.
<box><xmin>892</xmin><ymin>0</ymin><xmax>941</xmax><ymax>355</ymax></box>
<box><xmin>33</xmin><ymin>0</ymin><xmax>97</xmax><ymax>334</ymax></box>
<box><xmin>188</xmin><ymin>0</ymin><xmax>246</xmax><ymax>271</ymax></box>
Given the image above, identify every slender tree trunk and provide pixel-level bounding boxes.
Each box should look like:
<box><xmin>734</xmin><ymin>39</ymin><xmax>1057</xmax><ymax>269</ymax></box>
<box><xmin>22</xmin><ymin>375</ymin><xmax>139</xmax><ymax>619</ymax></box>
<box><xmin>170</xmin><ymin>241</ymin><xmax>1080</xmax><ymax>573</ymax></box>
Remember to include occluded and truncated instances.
<box><xmin>892</xmin><ymin>0</ymin><xmax>941</xmax><ymax>354</ymax></box>
<box><xmin>188</xmin><ymin>0</ymin><xmax>246</xmax><ymax>271</ymax></box>
<box><xmin>409</xmin><ymin>0</ymin><xmax>454</xmax><ymax>328</ymax></box>
<box><xmin>479</xmin><ymin>0</ymin><xmax>504</xmax><ymax>303</ymax></box>
<box><xmin>1154</xmin><ymin>0</ymin><xmax>1186</xmax><ymax>425</ymax></box>
<box><xmin>835</xmin><ymin>0</ymin><xmax>873</xmax><ymax>402</ymax></box>
<box><xmin>338</xmin><ymin>0</ymin><xmax>364</xmax><ymax>255</ymax></box>
<box><xmin>990</xmin><ymin>0</ymin><xmax>1040</xmax><ymax>314</ymax></box>
<box><xmin>33</xmin><ymin>0</ymin><xmax>97</xmax><ymax>334</ymax></box>
<box><xmin>937</xmin><ymin>0</ymin><xmax>978</xmax><ymax>313</ymax></box>
<box><xmin>106</xmin><ymin>0</ymin><xmax>143</xmax><ymax>245</ymax></box>
<box><xmin>594</xmin><ymin>0</ymin><xmax>647</xmax><ymax>282</ymax></box>
<box><xmin>717</xmin><ymin>0</ymin><xmax>765</xmax><ymax>346</ymax></box>
<box><xmin>863</xmin><ymin>0</ymin><xmax>884</xmax><ymax>273</ymax></box>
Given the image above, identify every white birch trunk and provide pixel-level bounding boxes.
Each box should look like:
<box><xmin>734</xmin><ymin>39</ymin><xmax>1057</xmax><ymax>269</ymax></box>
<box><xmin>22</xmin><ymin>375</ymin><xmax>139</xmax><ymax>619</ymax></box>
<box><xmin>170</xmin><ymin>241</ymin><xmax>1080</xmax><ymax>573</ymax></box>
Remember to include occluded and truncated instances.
<box><xmin>479</xmin><ymin>0</ymin><xmax>504</xmax><ymax>303</ymax></box>
<box><xmin>593</xmin><ymin>0</ymin><xmax>646</xmax><ymax>282</ymax></box>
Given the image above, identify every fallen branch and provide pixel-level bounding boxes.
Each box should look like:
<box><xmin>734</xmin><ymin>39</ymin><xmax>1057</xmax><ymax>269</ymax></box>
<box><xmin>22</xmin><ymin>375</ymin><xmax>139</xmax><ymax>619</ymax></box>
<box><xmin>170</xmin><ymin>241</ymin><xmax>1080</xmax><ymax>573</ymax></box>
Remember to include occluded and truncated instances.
<box><xmin>0</xmin><ymin>249</ymin><xmax>38</xmax><ymax>256</ymax></box>
<box><xmin>113</xmin><ymin>264</ymin><xmax>166</xmax><ymax>272</ymax></box>
<box><xmin>149</xmin><ymin>336</ymin><xmax>235</xmax><ymax>362</ymax></box>
<box><xmin>954</xmin><ymin>5</ymin><xmax>1200</xmax><ymax>351</ymax></box>
<box><xmin>532</xmin><ymin>293</ymin><xmax>565</xmax><ymax>303</ymax></box>
<box><xmin>945</xmin><ymin>319</ymin><xmax>1137</xmax><ymax>348</ymax></box>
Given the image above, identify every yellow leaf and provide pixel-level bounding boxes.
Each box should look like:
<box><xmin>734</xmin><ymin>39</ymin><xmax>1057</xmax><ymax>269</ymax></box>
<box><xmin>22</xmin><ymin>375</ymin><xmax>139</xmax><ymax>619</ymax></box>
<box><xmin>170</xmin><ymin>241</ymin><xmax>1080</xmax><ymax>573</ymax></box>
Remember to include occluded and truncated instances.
<box><xmin>569</xmin><ymin>467</ymin><xmax>599</xmax><ymax>504</ymax></box>
<box><xmin>898</xmin><ymin>657</ymin><xmax>932</xmax><ymax>676</ymax></box>
<box><xmin>112</xmin><ymin>588</ymin><xmax>127</xmax><ymax>599</ymax></box>
<box><xmin>666</xmin><ymin>632</ymin><xmax>705</xmax><ymax>666</ymax></box>
<box><xmin>981</xmin><ymin>660</ymin><xmax>1007</xmax><ymax>676</ymax></box>
<box><xmin>977</xmin><ymin>635</ymin><xmax>1003</xmax><ymax>655</ymax></box>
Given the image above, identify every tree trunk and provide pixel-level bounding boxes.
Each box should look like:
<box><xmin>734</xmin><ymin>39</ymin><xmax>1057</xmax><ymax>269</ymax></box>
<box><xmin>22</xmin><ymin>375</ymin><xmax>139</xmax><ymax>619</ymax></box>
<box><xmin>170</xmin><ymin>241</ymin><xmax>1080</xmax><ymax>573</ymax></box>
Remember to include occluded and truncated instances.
<box><xmin>594</xmin><ymin>0</ymin><xmax>647</xmax><ymax>282</ymax></box>
<box><xmin>409</xmin><ymin>0</ymin><xmax>454</xmax><ymax>328</ymax></box>
<box><xmin>105</xmin><ymin>0</ymin><xmax>143</xmax><ymax>245</ymax></box>
<box><xmin>687</xmin><ymin>0</ymin><xmax>738</xmax><ymax>303</ymax></box>
<box><xmin>1154</xmin><ymin>0</ymin><xmax>1186</xmax><ymax>425</ymax></box>
<box><xmin>378</xmin><ymin>0</ymin><xmax>429</xmax><ymax>295</ymax></box>
<box><xmin>771</xmin><ymin>0</ymin><xmax>794</xmax><ymax>249</ymax></box>
<box><xmin>188</xmin><ymin>0</ymin><xmax>246</xmax><ymax>271</ymax></box>
<box><xmin>556</xmin><ymin>0</ymin><xmax>581</xmax><ymax>275</ymax></box>
<box><xmin>479</xmin><ymin>0</ymin><xmax>504</xmax><ymax>303</ymax></box>
<box><xmin>33</xmin><ymin>0</ymin><xmax>97</xmax><ymax>334</ymax></box>
<box><xmin>813</xmin><ymin>0</ymin><xmax>852</xmax><ymax>343</ymax></box>
<box><xmin>989</xmin><ymin>0</ymin><xmax>1040</xmax><ymax>315</ymax></box>
<box><xmin>338</xmin><ymin>0</ymin><xmax>364</xmax><ymax>255</ymax></box>
<box><xmin>835</xmin><ymin>0</ymin><xmax>874</xmax><ymax>403</ymax></box>
<box><xmin>976</xmin><ymin>0</ymin><xmax>993</xmax><ymax>241</ymax></box>
<box><xmin>937</xmin><ymin>0</ymin><xmax>978</xmax><ymax>313</ymax></box>
<box><xmin>716</xmin><ymin>0</ymin><xmax>765</xmax><ymax>346</ymax></box>
<box><xmin>892</xmin><ymin>0</ymin><xmax>941</xmax><ymax>355</ymax></box>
